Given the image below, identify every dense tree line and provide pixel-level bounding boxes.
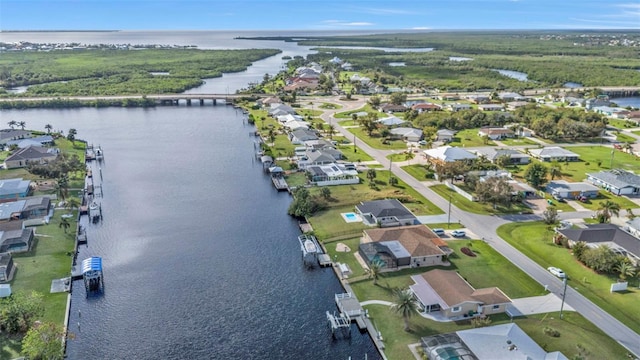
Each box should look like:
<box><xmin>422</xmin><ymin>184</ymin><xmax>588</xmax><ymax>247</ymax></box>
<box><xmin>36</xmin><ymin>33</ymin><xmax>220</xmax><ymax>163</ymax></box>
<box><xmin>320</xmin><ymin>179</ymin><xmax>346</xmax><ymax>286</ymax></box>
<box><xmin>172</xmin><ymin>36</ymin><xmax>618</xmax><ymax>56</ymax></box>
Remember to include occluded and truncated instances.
<box><xmin>0</xmin><ymin>48</ymin><xmax>281</xmax><ymax>94</ymax></box>
<box><xmin>0</xmin><ymin>97</ymin><xmax>157</xmax><ymax>109</ymax></box>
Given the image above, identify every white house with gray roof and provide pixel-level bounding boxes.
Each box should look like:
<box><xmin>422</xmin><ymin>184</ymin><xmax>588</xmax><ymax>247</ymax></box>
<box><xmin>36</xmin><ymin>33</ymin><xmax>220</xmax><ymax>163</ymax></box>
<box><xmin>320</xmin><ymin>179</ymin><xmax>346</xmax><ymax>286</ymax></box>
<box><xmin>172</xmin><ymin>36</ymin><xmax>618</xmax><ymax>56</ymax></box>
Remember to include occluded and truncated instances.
<box><xmin>528</xmin><ymin>147</ymin><xmax>579</xmax><ymax>162</ymax></box>
<box><xmin>355</xmin><ymin>199</ymin><xmax>419</xmax><ymax>227</ymax></box>
<box><xmin>546</xmin><ymin>180</ymin><xmax>599</xmax><ymax>199</ymax></box>
<box><xmin>389</xmin><ymin>127</ymin><xmax>423</xmax><ymax>142</ymax></box>
<box><xmin>424</xmin><ymin>146</ymin><xmax>477</xmax><ymax>165</ymax></box>
<box><xmin>473</xmin><ymin>148</ymin><xmax>530</xmax><ymax>165</ymax></box>
<box><xmin>586</xmin><ymin>169</ymin><xmax>640</xmax><ymax>196</ymax></box>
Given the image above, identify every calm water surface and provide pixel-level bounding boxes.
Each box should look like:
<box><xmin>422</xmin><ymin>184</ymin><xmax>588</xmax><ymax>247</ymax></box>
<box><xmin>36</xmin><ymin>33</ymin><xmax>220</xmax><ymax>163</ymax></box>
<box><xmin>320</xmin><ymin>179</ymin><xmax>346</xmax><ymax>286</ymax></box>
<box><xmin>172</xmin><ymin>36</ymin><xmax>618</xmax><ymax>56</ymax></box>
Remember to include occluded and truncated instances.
<box><xmin>0</xmin><ymin>31</ymin><xmax>383</xmax><ymax>360</ymax></box>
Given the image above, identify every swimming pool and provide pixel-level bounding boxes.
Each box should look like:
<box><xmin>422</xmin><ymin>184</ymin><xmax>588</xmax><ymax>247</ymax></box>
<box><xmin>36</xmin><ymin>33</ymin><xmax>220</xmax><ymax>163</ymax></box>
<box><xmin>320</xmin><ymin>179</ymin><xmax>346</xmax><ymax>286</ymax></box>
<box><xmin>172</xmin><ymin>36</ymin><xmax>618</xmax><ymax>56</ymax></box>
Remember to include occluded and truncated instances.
<box><xmin>341</xmin><ymin>212</ymin><xmax>362</xmax><ymax>223</ymax></box>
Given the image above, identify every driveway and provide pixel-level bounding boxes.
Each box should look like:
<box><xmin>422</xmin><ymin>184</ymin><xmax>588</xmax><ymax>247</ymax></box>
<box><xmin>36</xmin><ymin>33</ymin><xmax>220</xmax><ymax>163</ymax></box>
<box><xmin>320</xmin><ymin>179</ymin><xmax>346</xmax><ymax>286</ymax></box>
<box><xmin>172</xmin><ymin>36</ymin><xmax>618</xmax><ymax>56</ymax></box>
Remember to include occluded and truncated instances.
<box><xmin>507</xmin><ymin>293</ymin><xmax>574</xmax><ymax>317</ymax></box>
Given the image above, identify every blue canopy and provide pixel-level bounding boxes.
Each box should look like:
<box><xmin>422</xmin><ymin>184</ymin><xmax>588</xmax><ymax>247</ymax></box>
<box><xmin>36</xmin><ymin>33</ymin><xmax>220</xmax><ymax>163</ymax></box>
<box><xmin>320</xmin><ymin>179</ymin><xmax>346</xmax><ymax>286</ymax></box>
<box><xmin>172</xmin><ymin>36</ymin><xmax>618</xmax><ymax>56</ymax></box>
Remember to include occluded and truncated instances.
<box><xmin>82</xmin><ymin>257</ymin><xmax>102</xmax><ymax>274</ymax></box>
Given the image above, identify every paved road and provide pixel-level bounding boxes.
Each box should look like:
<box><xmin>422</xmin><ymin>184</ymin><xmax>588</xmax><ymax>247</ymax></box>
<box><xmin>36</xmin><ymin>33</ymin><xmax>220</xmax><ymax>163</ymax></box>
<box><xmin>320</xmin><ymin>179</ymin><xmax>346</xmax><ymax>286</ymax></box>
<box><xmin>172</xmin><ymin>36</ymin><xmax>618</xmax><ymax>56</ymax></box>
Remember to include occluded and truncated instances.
<box><xmin>308</xmin><ymin>96</ymin><xmax>640</xmax><ymax>357</ymax></box>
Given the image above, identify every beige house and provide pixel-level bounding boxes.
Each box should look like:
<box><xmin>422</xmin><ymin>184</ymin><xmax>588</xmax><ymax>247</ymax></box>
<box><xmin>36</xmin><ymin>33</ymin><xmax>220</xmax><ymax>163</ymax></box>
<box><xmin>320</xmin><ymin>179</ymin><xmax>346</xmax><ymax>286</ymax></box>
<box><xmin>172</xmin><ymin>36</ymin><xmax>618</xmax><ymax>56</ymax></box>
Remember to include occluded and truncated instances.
<box><xmin>4</xmin><ymin>145</ymin><xmax>58</xmax><ymax>169</ymax></box>
<box><xmin>358</xmin><ymin>225</ymin><xmax>448</xmax><ymax>270</ymax></box>
<box><xmin>410</xmin><ymin>269</ymin><xmax>511</xmax><ymax>319</ymax></box>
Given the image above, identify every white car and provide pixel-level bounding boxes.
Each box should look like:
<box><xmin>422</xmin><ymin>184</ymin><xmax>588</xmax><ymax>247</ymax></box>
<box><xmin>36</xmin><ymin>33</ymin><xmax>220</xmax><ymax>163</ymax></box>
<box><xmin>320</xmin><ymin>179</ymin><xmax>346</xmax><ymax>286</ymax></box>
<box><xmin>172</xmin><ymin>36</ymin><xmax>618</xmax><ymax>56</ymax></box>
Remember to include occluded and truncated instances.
<box><xmin>432</xmin><ymin>228</ymin><xmax>445</xmax><ymax>236</ymax></box>
<box><xmin>451</xmin><ymin>230</ymin><xmax>466</xmax><ymax>238</ymax></box>
<box><xmin>547</xmin><ymin>267</ymin><xmax>566</xmax><ymax>278</ymax></box>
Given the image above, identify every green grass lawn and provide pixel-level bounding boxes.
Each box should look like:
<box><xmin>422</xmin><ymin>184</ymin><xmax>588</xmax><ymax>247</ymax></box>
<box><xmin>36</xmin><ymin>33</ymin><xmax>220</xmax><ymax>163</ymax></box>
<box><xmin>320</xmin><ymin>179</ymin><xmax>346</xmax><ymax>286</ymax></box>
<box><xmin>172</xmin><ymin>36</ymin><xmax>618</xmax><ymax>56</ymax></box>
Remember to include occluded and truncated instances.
<box><xmin>401</xmin><ymin>164</ymin><xmax>434</xmax><ymax>182</ymax></box>
<box><xmin>308</xmin><ymin>206</ymin><xmax>368</xmax><ymax>241</ymax></box>
<box><xmin>2</xmin><ymin>212</ymin><xmax>78</xmax><ymax>358</ymax></box>
<box><xmin>333</xmin><ymin>104</ymin><xmax>376</xmax><ymax>119</ymax></box>
<box><xmin>347</xmin><ymin>127</ymin><xmax>409</xmax><ymax>150</ymax></box>
<box><xmin>447</xmin><ymin>129</ymin><xmax>497</xmax><ymax>147</ymax></box>
<box><xmin>284</xmin><ymin>171</ymin><xmax>307</xmax><ymax>187</ymax></box>
<box><xmin>497</xmin><ymin>221</ymin><xmax>640</xmax><ymax>334</ymax></box>
<box><xmin>576</xmin><ymin>190</ymin><xmax>638</xmax><ymax>211</ymax></box>
<box><xmin>499</xmin><ymin>137</ymin><xmax>539</xmax><ymax>146</ymax></box>
<box><xmin>337</xmin><ymin>144</ymin><xmax>375</xmax><ymax>162</ymax></box>
<box><xmin>560</xmin><ymin>146</ymin><xmax>640</xmax><ymax>180</ymax></box>
<box><xmin>616</xmin><ymin>132</ymin><xmax>636</xmax><ymax>144</ymax></box>
<box><xmin>608</xmin><ymin>118</ymin><xmax>637</xmax><ymax>129</ymax></box>
<box><xmin>429</xmin><ymin>184</ymin><xmax>532</xmax><ymax>215</ymax></box>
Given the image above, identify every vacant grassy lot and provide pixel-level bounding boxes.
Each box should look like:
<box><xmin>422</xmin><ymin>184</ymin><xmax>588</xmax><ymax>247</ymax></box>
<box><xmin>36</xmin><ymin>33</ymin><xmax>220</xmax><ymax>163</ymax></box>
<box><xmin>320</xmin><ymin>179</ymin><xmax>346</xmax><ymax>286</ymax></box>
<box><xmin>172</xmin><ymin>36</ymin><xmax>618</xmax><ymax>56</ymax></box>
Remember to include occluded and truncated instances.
<box><xmin>430</xmin><ymin>184</ymin><xmax>532</xmax><ymax>215</ymax></box>
<box><xmin>337</xmin><ymin>144</ymin><xmax>375</xmax><ymax>162</ymax></box>
<box><xmin>447</xmin><ymin>129</ymin><xmax>497</xmax><ymax>147</ymax></box>
<box><xmin>497</xmin><ymin>221</ymin><xmax>640</xmax><ymax>334</ymax></box>
<box><xmin>347</xmin><ymin>127</ymin><xmax>409</xmax><ymax>150</ymax></box>
<box><xmin>499</xmin><ymin>137</ymin><xmax>539</xmax><ymax>146</ymax></box>
<box><xmin>401</xmin><ymin>164</ymin><xmax>433</xmax><ymax>182</ymax></box>
<box><xmin>560</xmin><ymin>146</ymin><xmax>640</xmax><ymax>181</ymax></box>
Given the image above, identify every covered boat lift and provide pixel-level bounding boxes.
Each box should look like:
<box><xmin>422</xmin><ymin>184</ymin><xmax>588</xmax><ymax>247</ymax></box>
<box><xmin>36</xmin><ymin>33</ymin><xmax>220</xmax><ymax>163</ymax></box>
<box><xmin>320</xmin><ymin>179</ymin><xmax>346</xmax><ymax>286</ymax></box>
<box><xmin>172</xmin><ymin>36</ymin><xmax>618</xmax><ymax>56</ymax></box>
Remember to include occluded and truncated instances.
<box><xmin>82</xmin><ymin>256</ymin><xmax>104</xmax><ymax>296</ymax></box>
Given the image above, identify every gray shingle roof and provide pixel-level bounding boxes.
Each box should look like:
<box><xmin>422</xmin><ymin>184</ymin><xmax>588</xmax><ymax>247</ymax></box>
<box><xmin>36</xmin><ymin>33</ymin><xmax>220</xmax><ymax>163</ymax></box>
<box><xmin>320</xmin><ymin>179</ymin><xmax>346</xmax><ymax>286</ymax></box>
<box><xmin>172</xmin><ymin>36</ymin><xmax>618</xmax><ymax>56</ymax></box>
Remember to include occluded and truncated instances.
<box><xmin>356</xmin><ymin>199</ymin><xmax>415</xmax><ymax>220</ymax></box>
<box><xmin>558</xmin><ymin>224</ymin><xmax>640</xmax><ymax>259</ymax></box>
<box><xmin>587</xmin><ymin>169</ymin><xmax>640</xmax><ymax>189</ymax></box>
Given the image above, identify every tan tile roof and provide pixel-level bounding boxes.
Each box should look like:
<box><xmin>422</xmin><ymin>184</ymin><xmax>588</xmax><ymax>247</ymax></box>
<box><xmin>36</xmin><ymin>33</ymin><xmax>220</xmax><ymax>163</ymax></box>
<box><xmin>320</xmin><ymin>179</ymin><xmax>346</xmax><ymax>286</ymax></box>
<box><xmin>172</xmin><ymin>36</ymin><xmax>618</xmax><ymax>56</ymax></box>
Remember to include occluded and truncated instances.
<box><xmin>364</xmin><ymin>225</ymin><xmax>444</xmax><ymax>257</ymax></box>
<box><xmin>420</xmin><ymin>269</ymin><xmax>511</xmax><ymax>307</ymax></box>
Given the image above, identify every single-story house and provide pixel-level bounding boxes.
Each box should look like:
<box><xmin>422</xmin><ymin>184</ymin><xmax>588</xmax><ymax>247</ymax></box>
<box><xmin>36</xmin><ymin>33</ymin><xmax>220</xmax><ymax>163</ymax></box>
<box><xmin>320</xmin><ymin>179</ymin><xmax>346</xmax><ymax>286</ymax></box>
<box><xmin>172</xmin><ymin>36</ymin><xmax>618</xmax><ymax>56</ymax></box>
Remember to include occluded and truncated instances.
<box><xmin>586</xmin><ymin>169</ymin><xmax>640</xmax><ymax>196</ymax></box>
<box><xmin>498</xmin><ymin>92</ymin><xmax>525</xmax><ymax>102</ymax></box>
<box><xmin>0</xmin><ymin>252</ymin><xmax>15</xmax><ymax>282</ymax></box>
<box><xmin>0</xmin><ymin>129</ymin><xmax>32</xmax><ymax>145</ymax></box>
<box><xmin>0</xmin><ymin>201</ymin><xmax>26</xmax><ymax>222</ymax></box>
<box><xmin>410</xmin><ymin>269</ymin><xmax>511</xmax><ymax>318</ymax></box>
<box><xmin>289</xmin><ymin>128</ymin><xmax>318</xmax><ymax>144</ymax></box>
<box><xmin>506</xmin><ymin>101</ymin><xmax>530</xmax><ymax>111</ymax></box>
<box><xmin>355</xmin><ymin>199</ymin><xmax>419</xmax><ymax>227</ymax></box>
<box><xmin>411</xmin><ymin>103</ymin><xmax>442</xmax><ymax>112</ymax></box>
<box><xmin>473</xmin><ymin>148</ymin><xmax>530</xmax><ymax>165</ymax></box>
<box><xmin>6</xmin><ymin>135</ymin><xmax>54</xmax><ymax>148</ymax></box>
<box><xmin>558</xmin><ymin>224</ymin><xmax>640</xmax><ymax>266</ymax></box>
<box><xmin>4</xmin><ymin>145</ymin><xmax>59</xmax><ymax>169</ymax></box>
<box><xmin>478</xmin><ymin>104</ymin><xmax>504</xmax><ymax>112</ymax></box>
<box><xmin>298</xmin><ymin>149</ymin><xmax>340</xmax><ymax>169</ymax></box>
<box><xmin>528</xmin><ymin>147</ymin><xmax>580</xmax><ymax>162</ymax></box>
<box><xmin>0</xmin><ymin>178</ymin><xmax>31</xmax><ymax>199</ymax></box>
<box><xmin>436</xmin><ymin>129</ymin><xmax>456</xmax><ymax>143</ymax></box>
<box><xmin>306</xmin><ymin>164</ymin><xmax>359</xmax><ymax>186</ymax></box>
<box><xmin>359</xmin><ymin>225</ymin><xmax>447</xmax><ymax>269</ymax></box>
<box><xmin>303</xmin><ymin>139</ymin><xmax>335</xmax><ymax>150</ymax></box>
<box><xmin>379</xmin><ymin>104</ymin><xmax>408</xmax><ymax>113</ymax></box>
<box><xmin>268</xmin><ymin>103</ymin><xmax>296</xmax><ymax>116</ymax></box>
<box><xmin>277</xmin><ymin>113</ymin><xmax>304</xmax><ymax>124</ymax></box>
<box><xmin>421</xmin><ymin>323</ymin><xmax>568</xmax><ymax>360</ymax></box>
<box><xmin>447</xmin><ymin>103</ymin><xmax>472</xmax><ymax>112</ymax></box>
<box><xmin>546</xmin><ymin>180</ymin><xmax>599</xmax><ymax>199</ymax></box>
<box><xmin>466</xmin><ymin>95</ymin><xmax>490</xmax><ymax>104</ymax></box>
<box><xmin>424</xmin><ymin>146</ymin><xmax>477</xmax><ymax>165</ymax></box>
<box><xmin>437</xmin><ymin>93</ymin><xmax>461</xmax><ymax>101</ymax></box>
<box><xmin>507</xmin><ymin>180</ymin><xmax>538</xmax><ymax>198</ymax></box>
<box><xmin>376</xmin><ymin>116</ymin><xmax>407</xmax><ymax>127</ymax></box>
<box><xmin>258</xmin><ymin>96</ymin><xmax>281</xmax><ymax>107</ymax></box>
<box><xmin>0</xmin><ymin>228</ymin><xmax>35</xmax><ymax>253</ymax></box>
<box><xmin>477</xmin><ymin>127</ymin><xmax>514</xmax><ymax>140</ymax></box>
<box><xmin>389</xmin><ymin>127</ymin><xmax>423</xmax><ymax>142</ymax></box>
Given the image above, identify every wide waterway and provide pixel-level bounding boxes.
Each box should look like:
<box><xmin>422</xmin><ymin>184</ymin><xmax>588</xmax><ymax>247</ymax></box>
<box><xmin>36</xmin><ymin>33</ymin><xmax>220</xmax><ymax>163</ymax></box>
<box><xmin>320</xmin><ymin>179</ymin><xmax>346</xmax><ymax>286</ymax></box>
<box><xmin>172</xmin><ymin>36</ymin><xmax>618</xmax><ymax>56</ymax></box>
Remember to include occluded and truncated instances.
<box><xmin>0</xmin><ymin>31</ymin><xmax>383</xmax><ymax>360</ymax></box>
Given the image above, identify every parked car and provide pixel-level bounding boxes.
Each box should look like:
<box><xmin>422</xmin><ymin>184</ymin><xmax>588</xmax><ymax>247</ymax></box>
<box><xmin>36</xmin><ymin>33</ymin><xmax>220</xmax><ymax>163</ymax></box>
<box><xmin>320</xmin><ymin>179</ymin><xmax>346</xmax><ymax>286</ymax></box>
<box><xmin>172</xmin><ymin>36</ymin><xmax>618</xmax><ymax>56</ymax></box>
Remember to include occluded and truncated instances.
<box><xmin>432</xmin><ymin>228</ymin><xmax>445</xmax><ymax>236</ymax></box>
<box><xmin>451</xmin><ymin>230</ymin><xmax>466</xmax><ymax>238</ymax></box>
<box><xmin>547</xmin><ymin>267</ymin><xmax>566</xmax><ymax>278</ymax></box>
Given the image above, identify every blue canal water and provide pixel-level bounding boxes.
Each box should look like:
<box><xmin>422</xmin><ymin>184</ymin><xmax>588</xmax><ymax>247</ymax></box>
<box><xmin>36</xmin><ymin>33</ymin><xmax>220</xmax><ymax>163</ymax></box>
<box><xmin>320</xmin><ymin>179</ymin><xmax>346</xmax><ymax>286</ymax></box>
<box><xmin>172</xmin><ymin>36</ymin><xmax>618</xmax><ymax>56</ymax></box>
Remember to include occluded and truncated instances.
<box><xmin>0</xmin><ymin>31</ymin><xmax>385</xmax><ymax>360</ymax></box>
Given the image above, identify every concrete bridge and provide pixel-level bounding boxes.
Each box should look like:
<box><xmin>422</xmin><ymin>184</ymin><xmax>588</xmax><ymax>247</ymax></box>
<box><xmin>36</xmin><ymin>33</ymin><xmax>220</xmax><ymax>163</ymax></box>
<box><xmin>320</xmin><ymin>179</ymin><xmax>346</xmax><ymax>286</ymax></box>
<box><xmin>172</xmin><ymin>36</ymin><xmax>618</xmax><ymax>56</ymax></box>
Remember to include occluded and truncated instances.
<box><xmin>0</xmin><ymin>93</ymin><xmax>275</xmax><ymax>106</ymax></box>
<box><xmin>523</xmin><ymin>86</ymin><xmax>640</xmax><ymax>97</ymax></box>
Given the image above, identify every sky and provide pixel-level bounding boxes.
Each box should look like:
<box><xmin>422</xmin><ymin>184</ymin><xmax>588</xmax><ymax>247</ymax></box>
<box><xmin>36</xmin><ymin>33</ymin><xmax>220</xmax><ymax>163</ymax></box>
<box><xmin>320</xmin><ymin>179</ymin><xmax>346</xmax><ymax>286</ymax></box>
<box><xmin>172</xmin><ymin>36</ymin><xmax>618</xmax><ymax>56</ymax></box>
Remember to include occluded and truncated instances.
<box><xmin>0</xmin><ymin>0</ymin><xmax>639</xmax><ymax>31</ymax></box>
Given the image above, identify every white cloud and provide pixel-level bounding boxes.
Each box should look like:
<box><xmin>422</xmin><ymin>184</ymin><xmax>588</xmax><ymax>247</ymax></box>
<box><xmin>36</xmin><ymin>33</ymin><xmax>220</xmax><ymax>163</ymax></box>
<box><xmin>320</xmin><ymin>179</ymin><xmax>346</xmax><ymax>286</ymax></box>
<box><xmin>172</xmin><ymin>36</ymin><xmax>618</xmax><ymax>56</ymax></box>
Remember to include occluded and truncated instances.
<box><xmin>411</xmin><ymin>27</ymin><xmax>432</xmax><ymax>30</ymax></box>
<box><xmin>357</xmin><ymin>7</ymin><xmax>414</xmax><ymax>15</ymax></box>
<box><xmin>320</xmin><ymin>20</ymin><xmax>374</xmax><ymax>27</ymax></box>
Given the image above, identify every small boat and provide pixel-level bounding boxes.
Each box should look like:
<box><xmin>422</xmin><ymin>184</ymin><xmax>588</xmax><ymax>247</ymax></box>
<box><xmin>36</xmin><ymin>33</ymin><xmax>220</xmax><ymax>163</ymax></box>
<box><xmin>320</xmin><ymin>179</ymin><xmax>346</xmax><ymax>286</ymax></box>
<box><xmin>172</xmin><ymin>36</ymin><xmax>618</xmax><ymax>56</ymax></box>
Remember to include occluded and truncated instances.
<box><xmin>304</xmin><ymin>239</ymin><xmax>317</xmax><ymax>253</ymax></box>
<box><xmin>89</xmin><ymin>201</ymin><xmax>99</xmax><ymax>210</ymax></box>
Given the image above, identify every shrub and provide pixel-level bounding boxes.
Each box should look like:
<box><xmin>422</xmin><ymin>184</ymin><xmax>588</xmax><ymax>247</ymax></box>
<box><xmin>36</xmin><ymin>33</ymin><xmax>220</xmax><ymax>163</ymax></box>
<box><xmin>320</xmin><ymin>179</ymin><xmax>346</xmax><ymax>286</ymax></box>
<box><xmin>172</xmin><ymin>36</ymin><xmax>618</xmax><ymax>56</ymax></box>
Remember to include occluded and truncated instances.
<box><xmin>461</xmin><ymin>247</ymin><xmax>476</xmax><ymax>257</ymax></box>
<box><xmin>543</xmin><ymin>326</ymin><xmax>560</xmax><ymax>337</ymax></box>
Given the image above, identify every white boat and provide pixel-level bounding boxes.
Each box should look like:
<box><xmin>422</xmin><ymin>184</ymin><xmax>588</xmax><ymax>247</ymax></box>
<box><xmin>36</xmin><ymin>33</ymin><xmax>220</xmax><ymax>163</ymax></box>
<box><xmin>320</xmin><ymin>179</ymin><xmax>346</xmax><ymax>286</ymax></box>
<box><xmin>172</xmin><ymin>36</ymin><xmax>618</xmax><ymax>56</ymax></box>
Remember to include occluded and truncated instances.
<box><xmin>304</xmin><ymin>239</ymin><xmax>317</xmax><ymax>253</ymax></box>
<box><xmin>89</xmin><ymin>201</ymin><xmax>99</xmax><ymax>210</ymax></box>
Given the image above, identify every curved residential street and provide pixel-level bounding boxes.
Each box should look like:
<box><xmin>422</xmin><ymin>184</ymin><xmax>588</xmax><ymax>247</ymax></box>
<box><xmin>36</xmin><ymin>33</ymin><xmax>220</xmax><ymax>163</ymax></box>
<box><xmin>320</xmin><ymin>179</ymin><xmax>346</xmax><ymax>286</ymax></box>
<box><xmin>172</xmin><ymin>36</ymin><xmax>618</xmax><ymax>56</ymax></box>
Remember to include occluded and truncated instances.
<box><xmin>305</xmin><ymin>96</ymin><xmax>640</xmax><ymax>357</ymax></box>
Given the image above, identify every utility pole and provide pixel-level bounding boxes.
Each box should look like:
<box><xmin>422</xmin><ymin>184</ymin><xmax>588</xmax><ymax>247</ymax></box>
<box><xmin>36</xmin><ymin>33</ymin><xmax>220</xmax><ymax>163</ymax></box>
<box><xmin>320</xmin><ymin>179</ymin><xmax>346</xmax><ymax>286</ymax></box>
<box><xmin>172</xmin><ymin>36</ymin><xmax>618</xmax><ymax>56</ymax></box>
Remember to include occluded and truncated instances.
<box><xmin>610</xmin><ymin>149</ymin><xmax>615</xmax><ymax>169</ymax></box>
<box><xmin>559</xmin><ymin>277</ymin><xmax>568</xmax><ymax>319</ymax></box>
<box><xmin>447</xmin><ymin>195</ymin><xmax>452</xmax><ymax>228</ymax></box>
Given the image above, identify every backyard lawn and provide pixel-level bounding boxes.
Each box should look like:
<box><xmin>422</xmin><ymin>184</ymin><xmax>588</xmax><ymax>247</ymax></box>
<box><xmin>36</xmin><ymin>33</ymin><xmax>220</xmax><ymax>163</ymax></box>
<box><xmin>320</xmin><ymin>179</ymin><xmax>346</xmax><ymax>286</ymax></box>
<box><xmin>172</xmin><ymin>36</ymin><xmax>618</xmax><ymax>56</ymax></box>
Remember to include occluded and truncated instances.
<box><xmin>447</xmin><ymin>129</ymin><xmax>497</xmax><ymax>147</ymax></box>
<box><xmin>499</xmin><ymin>137</ymin><xmax>539</xmax><ymax>146</ymax></box>
<box><xmin>497</xmin><ymin>221</ymin><xmax>640</xmax><ymax>334</ymax></box>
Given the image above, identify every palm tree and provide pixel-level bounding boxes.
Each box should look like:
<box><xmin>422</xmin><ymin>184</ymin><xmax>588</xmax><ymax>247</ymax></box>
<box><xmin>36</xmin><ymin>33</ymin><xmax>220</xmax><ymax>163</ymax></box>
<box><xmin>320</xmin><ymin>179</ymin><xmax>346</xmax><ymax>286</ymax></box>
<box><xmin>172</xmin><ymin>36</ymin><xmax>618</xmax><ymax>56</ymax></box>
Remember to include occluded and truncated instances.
<box><xmin>18</xmin><ymin>121</ymin><xmax>26</xmax><ymax>130</ymax></box>
<box><xmin>597</xmin><ymin>200</ymin><xmax>621</xmax><ymax>223</ymax></box>
<box><xmin>55</xmin><ymin>176</ymin><xmax>69</xmax><ymax>201</ymax></box>
<box><xmin>549</xmin><ymin>161</ymin><xmax>562</xmax><ymax>180</ymax></box>
<box><xmin>65</xmin><ymin>197</ymin><xmax>81</xmax><ymax>212</ymax></box>
<box><xmin>365</xmin><ymin>260</ymin><xmax>384</xmax><ymax>285</ymax></box>
<box><xmin>626</xmin><ymin>208</ymin><xmax>636</xmax><ymax>220</ymax></box>
<box><xmin>7</xmin><ymin>120</ymin><xmax>16</xmax><ymax>129</ymax></box>
<box><xmin>391</xmin><ymin>288</ymin><xmax>418</xmax><ymax>331</ymax></box>
<box><xmin>45</xmin><ymin>124</ymin><xmax>53</xmax><ymax>134</ymax></box>
<box><xmin>615</xmin><ymin>261</ymin><xmax>636</xmax><ymax>281</ymax></box>
<box><xmin>67</xmin><ymin>128</ymin><xmax>77</xmax><ymax>144</ymax></box>
<box><xmin>59</xmin><ymin>217</ymin><xmax>71</xmax><ymax>233</ymax></box>
<box><xmin>327</xmin><ymin>124</ymin><xmax>336</xmax><ymax>140</ymax></box>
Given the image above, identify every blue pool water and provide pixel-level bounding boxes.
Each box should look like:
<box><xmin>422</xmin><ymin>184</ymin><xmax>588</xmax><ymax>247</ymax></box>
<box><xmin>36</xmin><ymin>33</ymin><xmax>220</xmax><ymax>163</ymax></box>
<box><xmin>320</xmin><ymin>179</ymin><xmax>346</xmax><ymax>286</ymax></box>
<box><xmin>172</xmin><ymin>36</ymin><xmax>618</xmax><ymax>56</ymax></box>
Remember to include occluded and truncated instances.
<box><xmin>345</xmin><ymin>213</ymin><xmax>357</xmax><ymax>220</ymax></box>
